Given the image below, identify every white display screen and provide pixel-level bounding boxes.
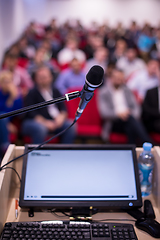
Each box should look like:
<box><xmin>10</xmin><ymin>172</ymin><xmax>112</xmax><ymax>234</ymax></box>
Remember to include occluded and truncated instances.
<box><xmin>23</xmin><ymin>149</ymin><xmax>137</xmax><ymax>201</ymax></box>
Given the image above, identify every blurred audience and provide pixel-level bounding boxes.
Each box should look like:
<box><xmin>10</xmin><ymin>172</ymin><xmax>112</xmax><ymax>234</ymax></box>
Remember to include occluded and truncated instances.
<box><xmin>0</xmin><ymin>71</ymin><xmax>22</xmax><ymax>159</ymax></box>
<box><xmin>55</xmin><ymin>58</ymin><xmax>85</xmax><ymax>94</ymax></box>
<box><xmin>124</xmin><ymin>21</ymin><xmax>140</xmax><ymax>48</ymax></box>
<box><xmin>84</xmin><ymin>47</ymin><xmax>108</xmax><ymax>73</ymax></box>
<box><xmin>110</xmin><ymin>39</ymin><xmax>127</xmax><ymax>64</ymax></box>
<box><xmin>84</xmin><ymin>34</ymin><xmax>105</xmax><ymax>60</ymax></box>
<box><xmin>22</xmin><ymin>66</ymin><xmax>76</xmax><ymax>144</ymax></box>
<box><xmin>137</xmin><ymin>24</ymin><xmax>155</xmax><ymax>61</ymax></box>
<box><xmin>150</xmin><ymin>29</ymin><xmax>160</xmax><ymax>60</ymax></box>
<box><xmin>155</xmin><ymin>29</ymin><xmax>160</xmax><ymax>58</ymax></box>
<box><xmin>2</xmin><ymin>53</ymin><xmax>33</xmax><ymax>96</ymax></box>
<box><xmin>1</xmin><ymin>18</ymin><xmax>160</xmax><ymax>148</ymax></box>
<box><xmin>43</xmin><ymin>26</ymin><xmax>62</xmax><ymax>59</ymax></box>
<box><xmin>18</xmin><ymin>36</ymin><xmax>36</xmax><ymax>59</ymax></box>
<box><xmin>97</xmin><ymin>68</ymin><xmax>152</xmax><ymax>144</ymax></box>
<box><xmin>38</xmin><ymin>39</ymin><xmax>54</xmax><ymax>61</ymax></box>
<box><xmin>116</xmin><ymin>47</ymin><xmax>146</xmax><ymax>80</ymax></box>
<box><xmin>27</xmin><ymin>47</ymin><xmax>59</xmax><ymax>79</ymax></box>
<box><xmin>142</xmin><ymin>83</ymin><xmax>160</xmax><ymax>134</ymax></box>
<box><xmin>127</xmin><ymin>59</ymin><xmax>160</xmax><ymax>103</ymax></box>
<box><xmin>104</xmin><ymin>30</ymin><xmax>117</xmax><ymax>56</ymax></box>
<box><xmin>57</xmin><ymin>36</ymin><xmax>86</xmax><ymax>69</ymax></box>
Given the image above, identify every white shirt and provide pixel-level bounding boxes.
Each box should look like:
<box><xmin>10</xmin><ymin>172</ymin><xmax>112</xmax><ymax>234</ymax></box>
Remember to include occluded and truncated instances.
<box><xmin>112</xmin><ymin>87</ymin><xmax>129</xmax><ymax>114</ymax></box>
<box><xmin>40</xmin><ymin>89</ymin><xmax>60</xmax><ymax>119</ymax></box>
<box><xmin>57</xmin><ymin>47</ymin><xmax>86</xmax><ymax>65</ymax></box>
<box><xmin>116</xmin><ymin>57</ymin><xmax>146</xmax><ymax>79</ymax></box>
<box><xmin>127</xmin><ymin>70</ymin><xmax>159</xmax><ymax>100</ymax></box>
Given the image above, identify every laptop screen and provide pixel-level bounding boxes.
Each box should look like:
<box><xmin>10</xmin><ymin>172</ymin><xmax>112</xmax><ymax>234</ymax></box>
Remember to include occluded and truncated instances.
<box><xmin>19</xmin><ymin>144</ymin><xmax>142</xmax><ymax>210</ymax></box>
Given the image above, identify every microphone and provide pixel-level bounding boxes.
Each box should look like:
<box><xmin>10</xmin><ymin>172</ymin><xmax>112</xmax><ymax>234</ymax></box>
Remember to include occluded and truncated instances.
<box><xmin>75</xmin><ymin>65</ymin><xmax>104</xmax><ymax>120</ymax></box>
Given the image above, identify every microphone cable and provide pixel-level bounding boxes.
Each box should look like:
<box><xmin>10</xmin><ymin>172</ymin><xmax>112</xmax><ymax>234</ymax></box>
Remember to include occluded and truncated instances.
<box><xmin>0</xmin><ymin>119</ymin><xmax>77</xmax><ymax>172</ymax></box>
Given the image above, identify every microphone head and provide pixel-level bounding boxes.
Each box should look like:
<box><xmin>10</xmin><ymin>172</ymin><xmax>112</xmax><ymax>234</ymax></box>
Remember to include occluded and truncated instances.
<box><xmin>86</xmin><ymin>65</ymin><xmax>104</xmax><ymax>88</ymax></box>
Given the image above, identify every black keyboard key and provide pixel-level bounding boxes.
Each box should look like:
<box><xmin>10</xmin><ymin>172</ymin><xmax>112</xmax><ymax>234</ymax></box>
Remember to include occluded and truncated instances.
<box><xmin>3</xmin><ymin>234</ymin><xmax>11</xmax><ymax>238</ymax></box>
<box><xmin>5</xmin><ymin>223</ymin><xmax>12</xmax><ymax>227</ymax></box>
<box><xmin>104</xmin><ymin>232</ymin><xmax>110</xmax><ymax>237</ymax></box>
<box><xmin>83</xmin><ymin>232</ymin><xmax>90</xmax><ymax>239</ymax></box>
<box><xmin>66</xmin><ymin>236</ymin><xmax>71</xmax><ymax>239</ymax></box>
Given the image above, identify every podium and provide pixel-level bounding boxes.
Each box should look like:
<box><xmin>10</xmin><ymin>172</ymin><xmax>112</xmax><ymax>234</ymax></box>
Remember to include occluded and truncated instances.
<box><xmin>0</xmin><ymin>144</ymin><xmax>160</xmax><ymax>240</ymax></box>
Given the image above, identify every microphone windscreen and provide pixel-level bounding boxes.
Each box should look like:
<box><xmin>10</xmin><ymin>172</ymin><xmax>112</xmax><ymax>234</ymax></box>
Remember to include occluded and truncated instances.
<box><xmin>86</xmin><ymin>65</ymin><xmax>104</xmax><ymax>87</ymax></box>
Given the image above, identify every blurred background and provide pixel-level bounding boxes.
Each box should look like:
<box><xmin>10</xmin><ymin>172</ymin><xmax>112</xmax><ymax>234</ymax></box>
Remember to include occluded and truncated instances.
<box><xmin>1</xmin><ymin>0</ymin><xmax>160</xmax><ymax>63</ymax></box>
<box><xmin>1</xmin><ymin>0</ymin><xmax>160</xmax><ymax>162</ymax></box>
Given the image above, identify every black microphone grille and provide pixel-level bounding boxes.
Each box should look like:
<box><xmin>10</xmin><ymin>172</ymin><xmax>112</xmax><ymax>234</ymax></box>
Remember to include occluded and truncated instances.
<box><xmin>86</xmin><ymin>65</ymin><xmax>104</xmax><ymax>87</ymax></box>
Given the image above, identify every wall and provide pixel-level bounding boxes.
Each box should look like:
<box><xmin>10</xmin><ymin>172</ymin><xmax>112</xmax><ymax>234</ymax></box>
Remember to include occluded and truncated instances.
<box><xmin>0</xmin><ymin>0</ymin><xmax>160</xmax><ymax>63</ymax></box>
<box><xmin>22</xmin><ymin>0</ymin><xmax>160</xmax><ymax>27</ymax></box>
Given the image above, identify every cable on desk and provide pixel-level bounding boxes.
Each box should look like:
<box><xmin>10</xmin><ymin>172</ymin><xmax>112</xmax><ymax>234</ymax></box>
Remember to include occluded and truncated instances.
<box><xmin>50</xmin><ymin>210</ymin><xmax>70</xmax><ymax>218</ymax></box>
<box><xmin>0</xmin><ymin>119</ymin><xmax>77</xmax><ymax>171</ymax></box>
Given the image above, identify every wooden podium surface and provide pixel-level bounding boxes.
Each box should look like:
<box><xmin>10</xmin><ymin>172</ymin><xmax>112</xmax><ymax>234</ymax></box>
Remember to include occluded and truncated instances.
<box><xmin>0</xmin><ymin>144</ymin><xmax>160</xmax><ymax>240</ymax></box>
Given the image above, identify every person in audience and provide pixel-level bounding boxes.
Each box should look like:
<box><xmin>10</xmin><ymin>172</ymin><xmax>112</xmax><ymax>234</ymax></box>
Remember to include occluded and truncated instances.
<box><xmin>17</xmin><ymin>36</ymin><xmax>36</xmax><ymax>59</ymax></box>
<box><xmin>109</xmin><ymin>39</ymin><xmax>127</xmax><ymax>64</ymax></box>
<box><xmin>27</xmin><ymin>47</ymin><xmax>59</xmax><ymax>80</ymax></box>
<box><xmin>0</xmin><ymin>71</ymin><xmax>22</xmax><ymax>159</ymax></box>
<box><xmin>127</xmin><ymin>59</ymin><xmax>160</xmax><ymax>103</ymax></box>
<box><xmin>155</xmin><ymin>29</ymin><xmax>160</xmax><ymax>59</ymax></box>
<box><xmin>142</xmin><ymin>85</ymin><xmax>160</xmax><ymax>134</ymax></box>
<box><xmin>124</xmin><ymin>21</ymin><xmax>140</xmax><ymax>48</ymax></box>
<box><xmin>104</xmin><ymin>30</ymin><xmax>117</xmax><ymax>57</ymax></box>
<box><xmin>22</xmin><ymin>66</ymin><xmax>76</xmax><ymax>144</ymax></box>
<box><xmin>55</xmin><ymin>58</ymin><xmax>85</xmax><ymax>94</ymax></box>
<box><xmin>105</xmin><ymin>62</ymin><xmax>116</xmax><ymax>81</ymax></box>
<box><xmin>38</xmin><ymin>39</ymin><xmax>54</xmax><ymax>61</ymax></box>
<box><xmin>4</xmin><ymin>43</ymin><xmax>20</xmax><ymax>58</ymax></box>
<box><xmin>116</xmin><ymin>47</ymin><xmax>146</xmax><ymax>80</ymax></box>
<box><xmin>24</xmin><ymin>21</ymin><xmax>36</xmax><ymax>42</ymax></box>
<box><xmin>115</xmin><ymin>22</ymin><xmax>126</xmax><ymax>38</ymax></box>
<box><xmin>57</xmin><ymin>36</ymin><xmax>86</xmax><ymax>69</ymax></box>
<box><xmin>137</xmin><ymin>24</ymin><xmax>155</xmax><ymax>61</ymax></box>
<box><xmin>97</xmin><ymin>68</ymin><xmax>152</xmax><ymax>144</ymax></box>
<box><xmin>84</xmin><ymin>34</ymin><xmax>105</xmax><ymax>60</ymax></box>
<box><xmin>84</xmin><ymin>47</ymin><xmax>108</xmax><ymax>74</ymax></box>
<box><xmin>150</xmin><ymin>29</ymin><xmax>160</xmax><ymax>60</ymax></box>
<box><xmin>44</xmin><ymin>26</ymin><xmax>62</xmax><ymax>59</ymax></box>
<box><xmin>2</xmin><ymin>53</ymin><xmax>34</xmax><ymax>96</ymax></box>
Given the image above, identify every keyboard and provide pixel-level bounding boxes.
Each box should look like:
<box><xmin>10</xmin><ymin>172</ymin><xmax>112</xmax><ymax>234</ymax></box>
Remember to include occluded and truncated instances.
<box><xmin>0</xmin><ymin>221</ymin><xmax>138</xmax><ymax>240</ymax></box>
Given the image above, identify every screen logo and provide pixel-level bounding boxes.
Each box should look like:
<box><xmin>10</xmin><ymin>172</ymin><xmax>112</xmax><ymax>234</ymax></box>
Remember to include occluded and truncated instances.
<box><xmin>31</xmin><ymin>152</ymin><xmax>50</xmax><ymax>157</ymax></box>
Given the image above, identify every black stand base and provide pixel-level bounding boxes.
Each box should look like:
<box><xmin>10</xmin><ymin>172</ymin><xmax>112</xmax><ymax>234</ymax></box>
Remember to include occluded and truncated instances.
<box><xmin>28</xmin><ymin>208</ymin><xmax>34</xmax><ymax>217</ymax></box>
<box><xmin>70</xmin><ymin>207</ymin><xmax>92</xmax><ymax>220</ymax></box>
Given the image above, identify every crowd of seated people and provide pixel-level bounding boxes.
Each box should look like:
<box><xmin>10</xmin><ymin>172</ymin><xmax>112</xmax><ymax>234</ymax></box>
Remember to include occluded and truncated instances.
<box><xmin>0</xmin><ymin>18</ymin><xmax>160</xmax><ymax>160</ymax></box>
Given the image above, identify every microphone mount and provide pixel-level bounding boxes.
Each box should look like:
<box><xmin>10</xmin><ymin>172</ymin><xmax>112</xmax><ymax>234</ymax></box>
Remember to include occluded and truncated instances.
<box><xmin>0</xmin><ymin>91</ymin><xmax>81</xmax><ymax>120</ymax></box>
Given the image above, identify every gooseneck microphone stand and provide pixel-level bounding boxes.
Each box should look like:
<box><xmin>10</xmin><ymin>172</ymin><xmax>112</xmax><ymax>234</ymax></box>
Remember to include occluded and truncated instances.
<box><xmin>0</xmin><ymin>90</ymin><xmax>81</xmax><ymax>171</ymax></box>
<box><xmin>0</xmin><ymin>91</ymin><xmax>81</xmax><ymax>120</ymax></box>
<box><xmin>0</xmin><ymin>65</ymin><xmax>104</xmax><ymax>171</ymax></box>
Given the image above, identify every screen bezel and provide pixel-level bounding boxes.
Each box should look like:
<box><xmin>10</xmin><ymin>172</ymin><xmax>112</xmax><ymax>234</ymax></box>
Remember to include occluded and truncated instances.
<box><xmin>19</xmin><ymin>144</ymin><xmax>142</xmax><ymax>210</ymax></box>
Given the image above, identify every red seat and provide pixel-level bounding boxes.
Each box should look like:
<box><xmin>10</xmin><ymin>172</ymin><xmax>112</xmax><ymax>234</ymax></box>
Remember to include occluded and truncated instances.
<box><xmin>66</xmin><ymin>88</ymin><xmax>102</xmax><ymax>138</ymax></box>
<box><xmin>17</xmin><ymin>58</ymin><xmax>29</xmax><ymax>68</ymax></box>
<box><xmin>9</xmin><ymin>133</ymin><xmax>18</xmax><ymax>143</ymax></box>
<box><xmin>23</xmin><ymin>136</ymin><xmax>59</xmax><ymax>144</ymax></box>
<box><xmin>150</xmin><ymin>133</ymin><xmax>160</xmax><ymax>144</ymax></box>
<box><xmin>9</xmin><ymin>117</ymin><xmax>21</xmax><ymax>143</ymax></box>
<box><xmin>109</xmin><ymin>132</ymin><xmax>128</xmax><ymax>144</ymax></box>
